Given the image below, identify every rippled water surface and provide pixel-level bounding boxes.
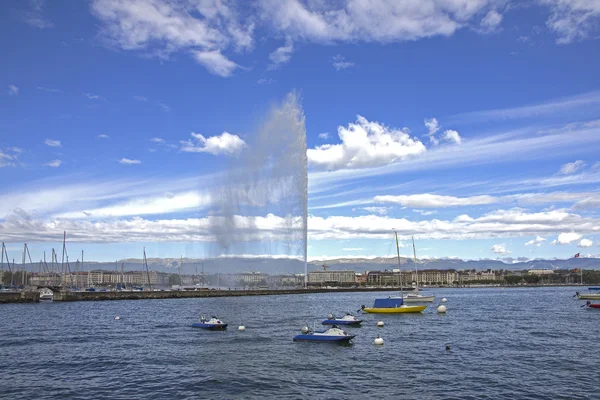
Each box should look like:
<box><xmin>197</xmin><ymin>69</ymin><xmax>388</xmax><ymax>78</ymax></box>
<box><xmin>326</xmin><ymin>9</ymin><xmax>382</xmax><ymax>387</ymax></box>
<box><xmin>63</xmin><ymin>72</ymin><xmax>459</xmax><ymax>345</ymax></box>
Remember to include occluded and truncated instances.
<box><xmin>1</xmin><ymin>286</ymin><xmax>598</xmax><ymax>399</ymax></box>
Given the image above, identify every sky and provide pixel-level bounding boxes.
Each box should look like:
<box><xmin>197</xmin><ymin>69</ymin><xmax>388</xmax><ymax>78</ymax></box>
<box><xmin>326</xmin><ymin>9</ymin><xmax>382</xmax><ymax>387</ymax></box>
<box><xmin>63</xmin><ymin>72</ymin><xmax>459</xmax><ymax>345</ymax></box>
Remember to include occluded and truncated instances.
<box><xmin>1</xmin><ymin>0</ymin><xmax>600</xmax><ymax>264</ymax></box>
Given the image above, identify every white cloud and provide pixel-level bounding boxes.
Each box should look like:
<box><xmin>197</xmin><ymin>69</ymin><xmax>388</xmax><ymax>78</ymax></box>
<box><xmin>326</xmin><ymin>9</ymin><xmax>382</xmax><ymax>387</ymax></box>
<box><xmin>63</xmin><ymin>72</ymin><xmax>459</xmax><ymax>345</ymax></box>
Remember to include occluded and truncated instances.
<box><xmin>8</xmin><ymin>85</ymin><xmax>20</xmax><ymax>96</ymax></box>
<box><xmin>331</xmin><ymin>55</ymin><xmax>354</xmax><ymax>70</ymax></box>
<box><xmin>119</xmin><ymin>158</ymin><xmax>141</xmax><ymax>165</ymax></box>
<box><xmin>37</xmin><ymin>86</ymin><xmax>59</xmax><ymax>92</ymax></box>
<box><xmin>442</xmin><ymin>129</ymin><xmax>462</xmax><ymax>144</ymax></box>
<box><xmin>559</xmin><ymin>160</ymin><xmax>585</xmax><ymax>175</ymax></box>
<box><xmin>21</xmin><ymin>0</ymin><xmax>54</xmax><ymax>29</ymax></box>
<box><xmin>133</xmin><ymin>95</ymin><xmax>148</xmax><ymax>101</ymax></box>
<box><xmin>542</xmin><ymin>0</ymin><xmax>600</xmax><ymax>44</ymax></box>
<box><xmin>525</xmin><ymin>236</ymin><xmax>546</xmax><ymax>246</ymax></box>
<box><xmin>479</xmin><ymin>10</ymin><xmax>503</xmax><ymax>34</ymax></box>
<box><xmin>491</xmin><ymin>244</ymin><xmax>510</xmax><ymax>255</ymax></box>
<box><xmin>375</xmin><ymin>194</ymin><xmax>497</xmax><ymax>208</ymax></box>
<box><xmin>578</xmin><ymin>238</ymin><xmax>593</xmax><ymax>248</ymax></box>
<box><xmin>257</xmin><ymin>77</ymin><xmax>274</xmax><ymax>85</ymax></box>
<box><xmin>0</xmin><ymin>151</ymin><xmax>15</xmax><ymax>168</ymax></box>
<box><xmin>180</xmin><ymin>132</ymin><xmax>246</xmax><ymax>155</ymax></box>
<box><xmin>193</xmin><ymin>50</ymin><xmax>239</xmax><ymax>77</ymax></box>
<box><xmin>91</xmin><ymin>0</ymin><xmax>252</xmax><ymax>76</ymax></box>
<box><xmin>308</xmin><ymin>115</ymin><xmax>426</xmax><ymax>170</ymax></box>
<box><xmin>158</xmin><ymin>102</ymin><xmax>171</xmax><ymax>112</ymax></box>
<box><xmin>552</xmin><ymin>232</ymin><xmax>582</xmax><ymax>245</ymax></box>
<box><xmin>342</xmin><ymin>248</ymin><xmax>364</xmax><ymax>251</ymax></box>
<box><xmin>97</xmin><ymin>134</ymin><xmax>110</xmax><ymax>139</ymax></box>
<box><xmin>45</xmin><ymin>160</ymin><xmax>62</xmax><ymax>168</ymax></box>
<box><xmin>361</xmin><ymin>206</ymin><xmax>389</xmax><ymax>215</ymax></box>
<box><xmin>150</xmin><ymin>137</ymin><xmax>165</xmax><ymax>143</ymax></box>
<box><xmin>44</xmin><ymin>138</ymin><xmax>61</xmax><ymax>147</ymax></box>
<box><xmin>268</xmin><ymin>39</ymin><xmax>294</xmax><ymax>69</ymax></box>
<box><xmin>83</xmin><ymin>92</ymin><xmax>104</xmax><ymax>100</ymax></box>
<box><xmin>424</xmin><ymin>117</ymin><xmax>440</xmax><ymax>144</ymax></box>
<box><xmin>318</xmin><ymin>132</ymin><xmax>329</xmax><ymax>140</ymax></box>
<box><xmin>413</xmin><ymin>209</ymin><xmax>437</xmax><ymax>216</ymax></box>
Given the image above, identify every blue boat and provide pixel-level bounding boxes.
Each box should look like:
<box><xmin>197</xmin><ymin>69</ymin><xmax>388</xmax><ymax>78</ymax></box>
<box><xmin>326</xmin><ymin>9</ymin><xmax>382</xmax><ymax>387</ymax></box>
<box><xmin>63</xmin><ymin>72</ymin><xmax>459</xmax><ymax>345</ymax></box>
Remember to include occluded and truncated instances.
<box><xmin>192</xmin><ymin>316</ymin><xmax>227</xmax><ymax>330</ymax></box>
<box><xmin>322</xmin><ymin>313</ymin><xmax>362</xmax><ymax>326</ymax></box>
<box><xmin>589</xmin><ymin>287</ymin><xmax>600</xmax><ymax>291</ymax></box>
<box><xmin>293</xmin><ymin>326</ymin><xmax>355</xmax><ymax>342</ymax></box>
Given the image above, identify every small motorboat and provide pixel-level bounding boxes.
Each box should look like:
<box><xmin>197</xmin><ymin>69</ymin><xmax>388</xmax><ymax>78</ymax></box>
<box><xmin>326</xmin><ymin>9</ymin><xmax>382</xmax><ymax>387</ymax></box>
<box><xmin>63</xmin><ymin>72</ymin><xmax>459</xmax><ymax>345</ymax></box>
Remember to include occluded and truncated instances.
<box><xmin>361</xmin><ymin>298</ymin><xmax>426</xmax><ymax>314</ymax></box>
<box><xmin>293</xmin><ymin>326</ymin><xmax>355</xmax><ymax>342</ymax></box>
<box><xmin>192</xmin><ymin>315</ymin><xmax>228</xmax><ymax>330</ymax></box>
<box><xmin>584</xmin><ymin>301</ymin><xmax>600</xmax><ymax>309</ymax></box>
<box><xmin>322</xmin><ymin>313</ymin><xmax>362</xmax><ymax>326</ymax></box>
<box><xmin>400</xmin><ymin>290</ymin><xmax>435</xmax><ymax>303</ymax></box>
<box><xmin>39</xmin><ymin>288</ymin><xmax>54</xmax><ymax>301</ymax></box>
<box><xmin>588</xmin><ymin>287</ymin><xmax>600</xmax><ymax>291</ymax></box>
<box><xmin>575</xmin><ymin>291</ymin><xmax>600</xmax><ymax>300</ymax></box>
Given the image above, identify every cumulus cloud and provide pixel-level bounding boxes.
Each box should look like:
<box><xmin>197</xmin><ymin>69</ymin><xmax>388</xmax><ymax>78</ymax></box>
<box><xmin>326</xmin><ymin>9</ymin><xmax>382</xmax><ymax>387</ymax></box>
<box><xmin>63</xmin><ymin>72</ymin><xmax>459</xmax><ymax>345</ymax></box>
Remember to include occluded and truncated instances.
<box><xmin>559</xmin><ymin>160</ymin><xmax>586</xmax><ymax>175</ymax></box>
<box><xmin>360</xmin><ymin>206</ymin><xmax>389</xmax><ymax>215</ymax></box>
<box><xmin>3</xmin><ymin>207</ymin><xmax>600</xmax><ymax>243</ymax></box>
<box><xmin>119</xmin><ymin>158</ymin><xmax>141</xmax><ymax>165</ymax></box>
<box><xmin>542</xmin><ymin>0</ymin><xmax>600</xmax><ymax>44</ymax></box>
<box><xmin>268</xmin><ymin>39</ymin><xmax>294</xmax><ymax>69</ymax></box>
<box><xmin>45</xmin><ymin>160</ymin><xmax>62</xmax><ymax>168</ymax></box>
<box><xmin>8</xmin><ymin>85</ymin><xmax>19</xmax><ymax>96</ymax></box>
<box><xmin>374</xmin><ymin>194</ymin><xmax>497</xmax><ymax>208</ymax></box>
<box><xmin>318</xmin><ymin>132</ymin><xmax>329</xmax><ymax>140</ymax></box>
<box><xmin>44</xmin><ymin>138</ymin><xmax>61</xmax><ymax>147</ymax></box>
<box><xmin>91</xmin><ymin>0</ymin><xmax>252</xmax><ymax>77</ymax></box>
<box><xmin>331</xmin><ymin>55</ymin><xmax>354</xmax><ymax>70</ymax></box>
<box><xmin>525</xmin><ymin>236</ymin><xmax>546</xmax><ymax>247</ymax></box>
<box><xmin>97</xmin><ymin>134</ymin><xmax>110</xmax><ymax>139</ymax></box>
<box><xmin>424</xmin><ymin>118</ymin><xmax>440</xmax><ymax>144</ymax></box>
<box><xmin>442</xmin><ymin>129</ymin><xmax>462</xmax><ymax>144</ymax></box>
<box><xmin>308</xmin><ymin>115</ymin><xmax>426</xmax><ymax>170</ymax></box>
<box><xmin>180</xmin><ymin>132</ymin><xmax>246</xmax><ymax>155</ymax></box>
<box><xmin>551</xmin><ymin>232</ymin><xmax>582</xmax><ymax>245</ymax></box>
<box><xmin>491</xmin><ymin>244</ymin><xmax>510</xmax><ymax>255</ymax></box>
<box><xmin>578</xmin><ymin>238</ymin><xmax>593</xmax><ymax>248</ymax></box>
<box><xmin>478</xmin><ymin>10</ymin><xmax>503</xmax><ymax>34</ymax></box>
<box><xmin>150</xmin><ymin>137</ymin><xmax>165</xmax><ymax>143</ymax></box>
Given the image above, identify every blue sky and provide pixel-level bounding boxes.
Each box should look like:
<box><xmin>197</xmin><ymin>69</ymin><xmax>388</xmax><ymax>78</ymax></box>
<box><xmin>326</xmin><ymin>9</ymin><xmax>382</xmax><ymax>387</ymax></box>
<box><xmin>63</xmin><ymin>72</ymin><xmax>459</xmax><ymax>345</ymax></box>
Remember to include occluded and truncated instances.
<box><xmin>1</xmin><ymin>0</ymin><xmax>600</xmax><ymax>263</ymax></box>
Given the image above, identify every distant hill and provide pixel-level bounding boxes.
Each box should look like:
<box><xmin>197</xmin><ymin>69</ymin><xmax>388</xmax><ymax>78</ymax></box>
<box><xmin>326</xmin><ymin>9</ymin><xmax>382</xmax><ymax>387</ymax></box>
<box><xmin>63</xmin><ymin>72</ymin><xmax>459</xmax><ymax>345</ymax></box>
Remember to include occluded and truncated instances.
<box><xmin>10</xmin><ymin>255</ymin><xmax>600</xmax><ymax>274</ymax></box>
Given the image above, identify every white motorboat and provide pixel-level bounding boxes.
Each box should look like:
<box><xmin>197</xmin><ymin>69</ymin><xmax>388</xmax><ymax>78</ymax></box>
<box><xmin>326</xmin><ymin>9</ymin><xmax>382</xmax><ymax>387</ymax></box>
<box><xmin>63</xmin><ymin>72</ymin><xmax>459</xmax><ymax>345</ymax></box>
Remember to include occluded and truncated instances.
<box><xmin>403</xmin><ymin>237</ymin><xmax>435</xmax><ymax>303</ymax></box>
<box><xmin>39</xmin><ymin>288</ymin><xmax>54</xmax><ymax>301</ymax></box>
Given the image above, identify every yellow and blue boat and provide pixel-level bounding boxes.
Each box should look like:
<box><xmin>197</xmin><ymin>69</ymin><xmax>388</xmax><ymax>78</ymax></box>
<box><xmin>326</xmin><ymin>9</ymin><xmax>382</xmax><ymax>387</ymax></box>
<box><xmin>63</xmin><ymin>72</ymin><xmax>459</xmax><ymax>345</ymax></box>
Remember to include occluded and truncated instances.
<box><xmin>361</xmin><ymin>297</ymin><xmax>426</xmax><ymax>313</ymax></box>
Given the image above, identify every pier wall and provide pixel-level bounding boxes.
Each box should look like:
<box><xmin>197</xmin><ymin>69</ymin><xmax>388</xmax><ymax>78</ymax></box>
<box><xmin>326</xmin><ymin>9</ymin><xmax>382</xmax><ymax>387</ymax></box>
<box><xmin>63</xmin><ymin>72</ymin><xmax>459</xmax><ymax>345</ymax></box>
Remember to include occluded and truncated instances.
<box><xmin>0</xmin><ymin>291</ymin><xmax>40</xmax><ymax>304</ymax></box>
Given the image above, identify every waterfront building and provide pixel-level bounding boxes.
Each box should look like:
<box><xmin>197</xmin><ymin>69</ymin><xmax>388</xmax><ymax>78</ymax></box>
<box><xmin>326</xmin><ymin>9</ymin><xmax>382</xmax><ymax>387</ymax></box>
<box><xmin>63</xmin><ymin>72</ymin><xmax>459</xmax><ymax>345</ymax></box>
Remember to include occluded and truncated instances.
<box><xmin>308</xmin><ymin>270</ymin><xmax>356</xmax><ymax>285</ymax></box>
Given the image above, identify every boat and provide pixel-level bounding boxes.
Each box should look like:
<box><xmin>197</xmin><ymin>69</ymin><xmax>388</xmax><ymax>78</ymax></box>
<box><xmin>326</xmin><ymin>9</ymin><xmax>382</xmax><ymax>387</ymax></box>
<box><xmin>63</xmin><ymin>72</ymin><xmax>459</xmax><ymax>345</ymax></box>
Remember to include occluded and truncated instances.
<box><xmin>576</xmin><ymin>291</ymin><xmax>600</xmax><ymax>300</ymax></box>
<box><xmin>361</xmin><ymin>298</ymin><xmax>427</xmax><ymax>313</ymax></box>
<box><xmin>361</xmin><ymin>231</ymin><xmax>428</xmax><ymax>314</ymax></box>
<box><xmin>192</xmin><ymin>315</ymin><xmax>228</xmax><ymax>330</ymax></box>
<box><xmin>322</xmin><ymin>313</ymin><xmax>362</xmax><ymax>326</ymax></box>
<box><xmin>39</xmin><ymin>288</ymin><xmax>53</xmax><ymax>301</ymax></box>
<box><xmin>401</xmin><ymin>237</ymin><xmax>435</xmax><ymax>303</ymax></box>
<box><xmin>588</xmin><ymin>287</ymin><xmax>600</xmax><ymax>291</ymax></box>
<box><xmin>293</xmin><ymin>326</ymin><xmax>355</xmax><ymax>342</ymax></box>
<box><xmin>584</xmin><ymin>301</ymin><xmax>600</xmax><ymax>309</ymax></box>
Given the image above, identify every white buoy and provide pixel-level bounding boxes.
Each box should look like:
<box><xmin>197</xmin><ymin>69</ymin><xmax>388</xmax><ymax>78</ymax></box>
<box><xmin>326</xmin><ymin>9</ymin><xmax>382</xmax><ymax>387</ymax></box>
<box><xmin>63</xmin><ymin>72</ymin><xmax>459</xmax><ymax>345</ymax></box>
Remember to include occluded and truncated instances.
<box><xmin>114</xmin><ymin>315</ymin><xmax>120</xmax><ymax>320</ymax></box>
<box><xmin>374</xmin><ymin>336</ymin><xmax>384</xmax><ymax>345</ymax></box>
<box><xmin>441</xmin><ymin>298</ymin><xmax>447</xmax><ymax>303</ymax></box>
<box><xmin>238</xmin><ymin>324</ymin><xmax>246</xmax><ymax>331</ymax></box>
<box><xmin>377</xmin><ymin>321</ymin><xmax>384</xmax><ymax>327</ymax></box>
<box><xmin>437</xmin><ymin>305</ymin><xmax>447</xmax><ymax>313</ymax></box>
<box><xmin>301</xmin><ymin>326</ymin><xmax>310</xmax><ymax>334</ymax></box>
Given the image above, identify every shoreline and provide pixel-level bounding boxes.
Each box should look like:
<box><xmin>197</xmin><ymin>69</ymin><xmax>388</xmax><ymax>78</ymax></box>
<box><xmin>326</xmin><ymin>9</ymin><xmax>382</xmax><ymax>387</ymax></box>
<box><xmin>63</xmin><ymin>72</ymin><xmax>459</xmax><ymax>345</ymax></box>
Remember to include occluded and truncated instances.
<box><xmin>0</xmin><ymin>284</ymin><xmax>589</xmax><ymax>304</ymax></box>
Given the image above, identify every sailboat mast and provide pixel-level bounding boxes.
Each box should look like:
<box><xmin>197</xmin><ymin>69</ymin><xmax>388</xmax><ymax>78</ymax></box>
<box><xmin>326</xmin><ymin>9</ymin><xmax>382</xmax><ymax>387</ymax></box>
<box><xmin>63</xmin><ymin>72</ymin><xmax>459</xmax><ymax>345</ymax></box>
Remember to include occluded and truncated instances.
<box><xmin>394</xmin><ymin>231</ymin><xmax>403</xmax><ymax>295</ymax></box>
<box><xmin>143</xmin><ymin>248</ymin><xmax>152</xmax><ymax>291</ymax></box>
<box><xmin>180</xmin><ymin>255</ymin><xmax>183</xmax><ymax>287</ymax></box>
<box><xmin>412</xmin><ymin>236</ymin><xmax>419</xmax><ymax>290</ymax></box>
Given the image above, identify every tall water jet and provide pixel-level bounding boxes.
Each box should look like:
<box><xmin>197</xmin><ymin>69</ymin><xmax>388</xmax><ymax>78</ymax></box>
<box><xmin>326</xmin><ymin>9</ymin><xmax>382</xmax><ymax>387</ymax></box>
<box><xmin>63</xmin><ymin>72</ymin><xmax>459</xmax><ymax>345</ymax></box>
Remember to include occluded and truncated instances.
<box><xmin>208</xmin><ymin>92</ymin><xmax>308</xmax><ymax>285</ymax></box>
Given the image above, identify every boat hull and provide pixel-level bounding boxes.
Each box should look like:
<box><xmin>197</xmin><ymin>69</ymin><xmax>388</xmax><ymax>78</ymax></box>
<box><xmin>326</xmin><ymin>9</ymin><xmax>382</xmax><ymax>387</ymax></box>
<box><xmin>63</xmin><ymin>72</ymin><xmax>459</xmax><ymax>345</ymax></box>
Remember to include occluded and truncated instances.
<box><xmin>578</xmin><ymin>294</ymin><xmax>600</xmax><ymax>300</ymax></box>
<box><xmin>587</xmin><ymin>304</ymin><xmax>600</xmax><ymax>309</ymax></box>
<box><xmin>192</xmin><ymin>323</ymin><xmax>228</xmax><ymax>330</ymax></box>
<box><xmin>293</xmin><ymin>334</ymin><xmax>355</xmax><ymax>342</ymax></box>
<box><xmin>322</xmin><ymin>319</ymin><xmax>362</xmax><ymax>326</ymax></box>
<box><xmin>362</xmin><ymin>305</ymin><xmax>427</xmax><ymax>313</ymax></box>
<box><xmin>402</xmin><ymin>296</ymin><xmax>435</xmax><ymax>303</ymax></box>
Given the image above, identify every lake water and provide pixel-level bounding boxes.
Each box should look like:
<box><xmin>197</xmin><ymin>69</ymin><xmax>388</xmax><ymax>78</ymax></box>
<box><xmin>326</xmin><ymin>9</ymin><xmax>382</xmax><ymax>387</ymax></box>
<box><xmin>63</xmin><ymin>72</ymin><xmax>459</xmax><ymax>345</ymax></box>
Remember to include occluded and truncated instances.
<box><xmin>0</xmin><ymin>286</ymin><xmax>597</xmax><ymax>399</ymax></box>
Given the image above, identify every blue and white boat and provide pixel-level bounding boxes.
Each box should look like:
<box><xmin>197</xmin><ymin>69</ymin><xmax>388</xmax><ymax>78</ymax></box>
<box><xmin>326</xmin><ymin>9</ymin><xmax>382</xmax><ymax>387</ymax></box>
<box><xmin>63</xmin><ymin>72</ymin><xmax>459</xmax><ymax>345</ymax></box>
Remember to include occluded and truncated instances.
<box><xmin>192</xmin><ymin>316</ymin><xmax>228</xmax><ymax>330</ymax></box>
<box><xmin>293</xmin><ymin>326</ymin><xmax>355</xmax><ymax>342</ymax></box>
<box><xmin>322</xmin><ymin>313</ymin><xmax>362</xmax><ymax>326</ymax></box>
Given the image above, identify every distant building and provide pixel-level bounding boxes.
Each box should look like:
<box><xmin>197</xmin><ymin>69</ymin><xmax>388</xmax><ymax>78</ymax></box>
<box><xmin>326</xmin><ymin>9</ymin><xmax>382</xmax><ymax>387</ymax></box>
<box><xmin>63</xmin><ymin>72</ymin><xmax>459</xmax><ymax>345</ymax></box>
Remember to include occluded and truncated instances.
<box><xmin>528</xmin><ymin>269</ymin><xmax>554</xmax><ymax>275</ymax></box>
<box><xmin>308</xmin><ymin>270</ymin><xmax>356</xmax><ymax>285</ymax></box>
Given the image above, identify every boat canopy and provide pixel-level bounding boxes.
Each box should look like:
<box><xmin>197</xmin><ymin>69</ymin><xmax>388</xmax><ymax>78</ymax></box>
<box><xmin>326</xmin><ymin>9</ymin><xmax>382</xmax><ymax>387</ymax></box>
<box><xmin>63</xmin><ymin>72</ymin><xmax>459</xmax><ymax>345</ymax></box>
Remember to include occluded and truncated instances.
<box><xmin>373</xmin><ymin>298</ymin><xmax>404</xmax><ymax>308</ymax></box>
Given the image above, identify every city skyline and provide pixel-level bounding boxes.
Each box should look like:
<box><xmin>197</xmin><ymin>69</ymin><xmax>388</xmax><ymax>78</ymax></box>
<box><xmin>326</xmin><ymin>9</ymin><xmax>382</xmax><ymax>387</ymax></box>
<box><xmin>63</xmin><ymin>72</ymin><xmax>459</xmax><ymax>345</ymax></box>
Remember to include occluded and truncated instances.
<box><xmin>2</xmin><ymin>1</ymin><xmax>600</xmax><ymax>262</ymax></box>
